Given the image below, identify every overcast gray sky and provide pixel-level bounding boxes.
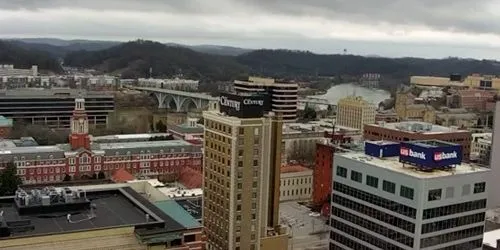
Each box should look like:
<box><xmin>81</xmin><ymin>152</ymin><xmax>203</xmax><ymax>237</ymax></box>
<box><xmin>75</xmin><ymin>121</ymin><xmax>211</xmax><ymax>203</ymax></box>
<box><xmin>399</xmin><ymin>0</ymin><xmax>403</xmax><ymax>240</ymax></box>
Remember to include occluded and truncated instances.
<box><xmin>0</xmin><ymin>0</ymin><xmax>499</xmax><ymax>59</ymax></box>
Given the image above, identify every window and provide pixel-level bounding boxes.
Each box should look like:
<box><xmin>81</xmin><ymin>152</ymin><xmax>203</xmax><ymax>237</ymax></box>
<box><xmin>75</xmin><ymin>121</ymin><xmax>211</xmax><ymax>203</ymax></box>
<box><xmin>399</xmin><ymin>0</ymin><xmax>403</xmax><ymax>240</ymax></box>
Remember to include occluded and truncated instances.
<box><xmin>473</xmin><ymin>182</ymin><xmax>486</xmax><ymax>194</ymax></box>
<box><xmin>239</xmin><ymin>128</ymin><xmax>244</xmax><ymax>135</ymax></box>
<box><xmin>94</xmin><ymin>156</ymin><xmax>101</xmax><ymax>163</ymax></box>
<box><xmin>237</xmin><ymin>194</ymin><xmax>242</xmax><ymax>200</ymax></box>
<box><xmin>428</xmin><ymin>189</ymin><xmax>442</xmax><ymax>201</ymax></box>
<box><xmin>400</xmin><ymin>186</ymin><xmax>414</xmax><ymax>200</ymax></box>
<box><xmin>69</xmin><ymin>158</ymin><xmax>75</xmax><ymax>165</ymax></box>
<box><xmin>236</xmin><ymin>204</ymin><xmax>241</xmax><ymax>211</ymax></box>
<box><xmin>336</xmin><ymin>166</ymin><xmax>347</xmax><ymax>178</ymax></box>
<box><xmin>382</xmin><ymin>180</ymin><xmax>396</xmax><ymax>194</ymax></box>
<box><xmin>184</xmin><ymin>234</ymin><xmax>195</xmax><ymax>243</ymax></box>
<box><xmin>69</xmin><ymin>166</ymin><xmax>76</xmax><ymax>173</ymax></box>
<box><xmin>253</xmin><ymin>160</ymin><xmax>258</xmax><ymax>166</ymax></box>
<box><xmin>366</xmin><ymin>175</ymin><xmax>378</xmax><ymax>188</ymax></box>
<box><xmin>350</xmin><ymin>170</ymin><xmax>362</xmax><ymax>183</ymax></box>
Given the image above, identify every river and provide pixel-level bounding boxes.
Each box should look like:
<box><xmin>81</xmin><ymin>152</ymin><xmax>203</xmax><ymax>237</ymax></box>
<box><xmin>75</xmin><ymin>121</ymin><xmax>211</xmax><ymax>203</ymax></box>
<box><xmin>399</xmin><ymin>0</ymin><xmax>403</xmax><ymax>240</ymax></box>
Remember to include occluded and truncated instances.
<box><xmin>318</xmin><ymin>83</ymin><xmax>391</xmax><ymax>105</ymax></box>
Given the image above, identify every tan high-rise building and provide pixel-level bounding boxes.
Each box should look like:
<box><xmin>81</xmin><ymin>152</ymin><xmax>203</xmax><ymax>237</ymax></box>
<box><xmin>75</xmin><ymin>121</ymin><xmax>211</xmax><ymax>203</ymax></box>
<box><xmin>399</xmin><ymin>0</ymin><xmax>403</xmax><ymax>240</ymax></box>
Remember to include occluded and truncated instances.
<box><xmin>336</xmin><ymin>96</ymin><xmax>376</xmax><ymax>130</ymax></box>
<box><xmin>202</xmin><ymin>92</ymin><xmax>288</xmax><ymax>250</ymax></box>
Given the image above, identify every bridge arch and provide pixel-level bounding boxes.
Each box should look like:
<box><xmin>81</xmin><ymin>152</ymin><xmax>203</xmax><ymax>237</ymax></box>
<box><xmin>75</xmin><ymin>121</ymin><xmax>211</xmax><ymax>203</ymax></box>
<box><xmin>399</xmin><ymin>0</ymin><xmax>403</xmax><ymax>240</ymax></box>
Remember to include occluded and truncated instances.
<box><xmin>179</xmin><ymin>97</ymin><xmax>200</xmax><ymax>112</ymax></box>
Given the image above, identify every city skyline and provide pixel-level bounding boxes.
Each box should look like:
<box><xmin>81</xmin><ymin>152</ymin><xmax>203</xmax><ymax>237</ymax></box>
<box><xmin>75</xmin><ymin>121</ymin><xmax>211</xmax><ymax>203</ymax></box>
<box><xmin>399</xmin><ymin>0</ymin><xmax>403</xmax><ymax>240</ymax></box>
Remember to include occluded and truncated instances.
<box><xmin>1</xmin><ymin>0</ymin><xmax>500</xmax><ymax>59</ymax></box>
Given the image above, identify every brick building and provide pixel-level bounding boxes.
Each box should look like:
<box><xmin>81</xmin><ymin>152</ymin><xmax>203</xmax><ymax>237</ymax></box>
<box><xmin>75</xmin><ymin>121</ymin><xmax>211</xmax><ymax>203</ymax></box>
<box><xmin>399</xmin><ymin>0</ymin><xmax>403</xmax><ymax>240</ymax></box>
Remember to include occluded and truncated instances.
<box><xmin>457</xmin><ymin>89</ymin><xmax>496</xmax><ymax>111</ymax></box>
<box><xmin>0</xmin><ymin>115</ymin><xmax>13</xmax><ymax>138</ymax></box>
<box><xmin>0</xmin><ymin>98</ymin><xmax>202</xmax><ymax>184</ymax></box>
<box><xmin>313</xmin><ymin>133</ymin><xmax>352</xmax><ymax>206</ymax></box>
<box><xmin>364</xmin><ymin>121</ymin><xmax>471</xmax><ymax>161</ymax></box>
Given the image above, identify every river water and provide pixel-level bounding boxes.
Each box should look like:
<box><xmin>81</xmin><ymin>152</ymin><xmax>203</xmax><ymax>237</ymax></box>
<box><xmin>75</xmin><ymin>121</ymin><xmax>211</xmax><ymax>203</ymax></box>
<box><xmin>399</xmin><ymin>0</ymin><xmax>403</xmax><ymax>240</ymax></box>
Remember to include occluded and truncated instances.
<box><xmin>318</xmin><ymin>83</ymin><xmax>391</xmax><ymax>105</ymax></box>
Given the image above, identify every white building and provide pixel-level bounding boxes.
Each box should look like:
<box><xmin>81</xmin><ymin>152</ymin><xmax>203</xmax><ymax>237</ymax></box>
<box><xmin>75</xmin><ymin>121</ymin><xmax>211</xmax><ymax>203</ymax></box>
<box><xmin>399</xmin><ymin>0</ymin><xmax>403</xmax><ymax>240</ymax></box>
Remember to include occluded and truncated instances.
<box><xmin>330</xmin><ymin>145</ymin><xmax>489</xmax><ymax>249</ymax></box>
<box><xmin>489</xmin><ymin>102</ymin><xmax>500</xmax><ymax>209</ymax></box>
<box><xmin>279</xmin><ymin>165</ymin><xmax>313</xmax><ymax>202</ymax></box>
<box><xmin>471</xmin><ymin>133</ymin><xmax>492</xmax><ymax>165</ymax></box>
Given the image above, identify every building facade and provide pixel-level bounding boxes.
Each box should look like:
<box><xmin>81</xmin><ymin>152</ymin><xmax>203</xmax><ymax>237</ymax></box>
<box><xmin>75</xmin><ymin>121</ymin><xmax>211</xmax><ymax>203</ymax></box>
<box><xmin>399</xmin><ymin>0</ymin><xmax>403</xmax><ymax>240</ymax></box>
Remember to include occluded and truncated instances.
<box><xmin>0</xmin><ymin>88</ymin><xmax>114</xmax><ymax>128</ymax></box>
<box><xmin>0</xmin><ymin>115</ymin><xmax>13</xmax><ymax>138</ymax></box>
<box><xmin>279</xmin><ymin>165</ymin><xmax>313</xmax><ymax>202</ymax></box>
<box><xmin>471</xmin><ymin>133</ymin><xmax>492</xmax><ymax>166</ymax></box>
<box><xmin>457</xmin><ymin>89</ymin><xmax>496</xmax><ymax>111</ymax></box>
<box><xmin>202</xmin><ymin>92</ymin><xmax>287</xmax><ymax>250</ymax></box>
<box><xmin>138</xmin><ymin>78</ymin><xmax>199</xmax><ymax>91</ymax></box>
<box><xmin>0</xmin><ymin>99</ymin><xmax>202</xmax><ymax>184</ymax></box>
<box><xmin>364</xmin><ymin>121</ymin><xmax>471</xmax><ymax>161</ymax></box>
<box><xmin>330</xmin><ymin>142</ymin><xmax>489</xmax><ymax>250</ymax></box>
<box><xmin>336</xmin><ymin>96</ymin><xmax>376</xmax><ymax>130</ymax></box>
<box><xmin>233</xmin><ymin>76</ymin><xmax>298</xmax><ymax>122</ymax></box>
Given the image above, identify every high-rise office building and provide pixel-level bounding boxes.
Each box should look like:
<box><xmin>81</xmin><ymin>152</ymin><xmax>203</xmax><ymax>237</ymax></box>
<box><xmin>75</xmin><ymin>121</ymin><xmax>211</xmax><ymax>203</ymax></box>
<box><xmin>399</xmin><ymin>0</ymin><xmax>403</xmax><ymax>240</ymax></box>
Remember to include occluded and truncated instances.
<box><xmin>330</xmin><ymin>140</ymin><xmax>488</xmax><ymax>250</ymax></box>
<box><xmin>336</xmin><ymin>96</ymin><xmax>376</xmax><ymax>130</ymax></box>
<box><xmin>233</xmin><ymin>76</ymin><xmax>298</xmax><ymax>122</ymax></box>
<box><xmin>202</xmin><ymin>92</ymin><xmax>288</xmax><ymax>250</ymax></box>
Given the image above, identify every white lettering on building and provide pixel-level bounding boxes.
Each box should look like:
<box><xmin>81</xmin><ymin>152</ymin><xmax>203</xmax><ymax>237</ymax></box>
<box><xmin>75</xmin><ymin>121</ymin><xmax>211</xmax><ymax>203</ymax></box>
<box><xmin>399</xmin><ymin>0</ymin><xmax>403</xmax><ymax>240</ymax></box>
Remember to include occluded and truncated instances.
<box><xmin>243</xmin><ymin>99</ymin><xmax>264</xmax><ymax>106</ymax></box>
<box><xmin>434</xmin><ymin>151</ymin><xmax>458</xmax><ymax>161</ymax></box>
<box><xmin>400</xmin><ymin>147</ymin><xmax>426</xmax><ymax>160</ymax></box>
<box><xmin>220</xmin><ymin>96</ymin><xmax>241</xmax><ymax>111</ymax></box>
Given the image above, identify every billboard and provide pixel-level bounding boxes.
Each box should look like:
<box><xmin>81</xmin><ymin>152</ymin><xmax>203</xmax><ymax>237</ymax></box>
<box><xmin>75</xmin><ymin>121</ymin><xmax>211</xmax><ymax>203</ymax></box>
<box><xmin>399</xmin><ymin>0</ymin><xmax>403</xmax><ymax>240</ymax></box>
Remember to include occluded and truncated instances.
<box><xmin>219</xmin><ymin>93</ymin><xmax>271</xmax><ymax>118</ymax></box>
<box><xmin>399</xmin><ymin>140</ymin><xmax>462</xmax><ymax>169</ymax></box>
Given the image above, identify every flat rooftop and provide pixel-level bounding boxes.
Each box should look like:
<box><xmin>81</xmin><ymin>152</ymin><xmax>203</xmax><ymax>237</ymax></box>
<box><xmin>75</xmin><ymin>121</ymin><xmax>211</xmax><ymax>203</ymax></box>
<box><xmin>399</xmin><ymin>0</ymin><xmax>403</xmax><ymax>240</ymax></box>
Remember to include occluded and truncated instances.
<box><xmin>0</xmin><ymin>187</ymin><xmax>186</xmax><ymax>239</ymax></box>
<box><xmin>339</xmin><ymin>152</ymin><xmax>489</xmax><ymax>179</ymax></box>
<box><xmin>0</xmin><ymin>89</ymin><xmax>112</xmax><ymax>97</ymax></box>
<box><xmin>91</xmin><ymin>133</ymin><xmax>172</xmax><ymax>141</ymax></box>
<box><xmin>97</xmin><ymin>140</ymin><xmax>192</xmax><ymax>150</ymax></box>
<box><xmin>0</xmin><ymin>145</ymin><xmax>64</xmax><ymax>155</ymax></box>
<box><xmin>369</xmin><ymin>121</ymin><xmax>468</xmax><ymax>134</ymax></box>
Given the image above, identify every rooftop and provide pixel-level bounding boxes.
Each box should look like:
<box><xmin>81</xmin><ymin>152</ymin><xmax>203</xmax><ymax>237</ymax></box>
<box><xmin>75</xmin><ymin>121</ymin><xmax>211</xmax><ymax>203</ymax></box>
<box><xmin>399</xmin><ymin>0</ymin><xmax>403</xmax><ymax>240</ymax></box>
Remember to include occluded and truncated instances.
<box><xmin>0</xmin><ymin>88</ymin><xmax>112</xmax><ymax>98</ymax></box>
<box><xmin>112</xmin><ymin>168</ymin><xmax>136</xmax><ymax>183</ymax></box>
<box><xmin>157</xmin><ymin>187</ymin><xmax>203</xmax><ymax>199</ymax></box>
<box><xmin>0</xmin><ymin>116</ymin><xmax>13</xmax><ymax>127</ymax></box>
<box><xmin>97</xmin><ymin>140</ymin><xmax>192</xmax><ymax>150</ymax></box>
<box><xmin>281</xmin><ymin>165</ymin><xmax>312</xmax><ymax>174</ymax></box>
<box><xmin>0</xmin><ymin>186</ymin><xmax>185</xmax><ymax>239</ymax></box>
<box><xmin>176</xmin><ymin>198</ymin><xmax>202</xmax><ymax>221</ymax></box>
<box><xmin>91</xmin><ymin>133</ymin><xmax>172</xmax><ymax>142</ymax></box>
<box><xmin>370</xmin><ymin>121</ymin><xmax>468</xmax><ymax>134</ymax></box>
<box><xmin>154</xmin><ymin>200</ymin><xmax>201</xmax><ymax>229</ymax></box>
<box><xmin>339</xmin><ymin>152</ymin><xmax>489</xmax><ymax>179</ymax></box>
<box><xmin>0</xmin><ymin>145</ymin><xmax>64</xmax><ymax>155</ymax></box>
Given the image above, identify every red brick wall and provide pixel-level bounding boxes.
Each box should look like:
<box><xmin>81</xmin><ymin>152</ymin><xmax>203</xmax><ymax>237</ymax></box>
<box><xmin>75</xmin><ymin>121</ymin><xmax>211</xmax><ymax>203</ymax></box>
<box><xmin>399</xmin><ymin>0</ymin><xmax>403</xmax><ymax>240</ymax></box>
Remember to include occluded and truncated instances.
<box><xmin>313</xmin><ymin>143</ymin><xmax>334</xmax><ymax>205</ymax></box>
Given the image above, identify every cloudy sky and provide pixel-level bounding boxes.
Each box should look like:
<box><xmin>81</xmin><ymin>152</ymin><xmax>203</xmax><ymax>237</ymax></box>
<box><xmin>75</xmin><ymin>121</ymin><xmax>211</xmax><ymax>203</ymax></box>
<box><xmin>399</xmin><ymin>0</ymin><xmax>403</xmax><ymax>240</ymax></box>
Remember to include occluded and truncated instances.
<box><xmin>1</xmin><ymin>0</ymin><xmax>499</xmax><ymax>59</ymax></box>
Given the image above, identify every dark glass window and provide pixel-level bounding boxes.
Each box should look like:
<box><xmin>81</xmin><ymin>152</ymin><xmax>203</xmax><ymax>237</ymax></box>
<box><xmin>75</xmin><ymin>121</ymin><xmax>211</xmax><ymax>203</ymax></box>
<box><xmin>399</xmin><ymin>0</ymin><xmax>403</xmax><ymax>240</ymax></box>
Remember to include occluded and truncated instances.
<box><xmin>435</xmin><ymin>239</ymin><xmax>483</xmax><ymax>250</ymax></box>
<box><xmin>420</xmin><ymin>226</ymin><xmax>484</xmax><ymax>248</ymax></box>
<box><xmin>366</xmin><ymin>175</ymin><xmax>378</xmax><ymax>188</ymax></box>
<box><xmin>331</xmin><ymin>219</ymin><xmax>405</xmax><ymax>250</ymax></box>
<box><xmin>428</xmin><ymin>189</ymin><xmax>442</xmax><ymax>201</ymax></box>
<box><xmin>333</xmin><ymin>182</ymin><xmax>417</xmax><ymax>219</ymax></box>
<box><xmin>400</xmin><ymin>186</ymin><xmax>414</xmax><ymax>200</ymax></box>
<box><xmin>421</xmin><ymin>212</ymin><xmax>485</xmax><ymax>234</ymax></box>
<box><xmin>330</xmin><ymin>232</ymin><xmax>371</xmax><ymax>250</ymax></box>
<box><xmin>423</xmin><ymin>199</ymin><xmax>487</xmax><ymax>219</ymax></box>
<box><xmin>332</xmin><ymin>194</ymin><xmax>415</xmax><ymax>233</ymax></box>
<box><xmin>336</xmin><ymin>166</ymin><xmax>347</xmax><ymax>178</ymax></box>
<box><xmin>351</xmin><ymin>170</ymin><xmax>362</xmax><ymax>183</ymax></box>
<box><xmin>382</xmin><ymin>180</ymin><xmax>396</xmax><ymax>194</ymax></box>
<box><xmin>333</xmin><ymin>207</ymin><xmax>414</xmax><ymax>247</ymax></box>
<box><xmin>473</xmin><ymin>182</ymin><xmax>486</xmax><ymax>194</ymax></box>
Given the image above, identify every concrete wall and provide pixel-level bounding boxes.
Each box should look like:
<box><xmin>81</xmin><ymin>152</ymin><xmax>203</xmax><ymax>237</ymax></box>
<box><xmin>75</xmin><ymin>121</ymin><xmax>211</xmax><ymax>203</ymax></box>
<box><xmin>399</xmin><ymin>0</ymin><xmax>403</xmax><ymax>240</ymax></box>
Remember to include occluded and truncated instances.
<box><xmin>260</xmin><ymin>233</ymin><xmax>289</xmax><ymax>250</ymax></box>
<box><xmin>488</xmin><ymin>102</ymin><xmax>500</xmax><ymax>208</ymax></box>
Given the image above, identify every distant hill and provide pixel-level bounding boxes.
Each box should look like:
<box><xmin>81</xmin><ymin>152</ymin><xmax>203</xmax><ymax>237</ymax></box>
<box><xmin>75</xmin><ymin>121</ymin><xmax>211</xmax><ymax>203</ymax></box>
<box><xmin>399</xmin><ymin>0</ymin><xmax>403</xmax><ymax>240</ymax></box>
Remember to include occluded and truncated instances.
<box><xmin>236</xmin><ymin>49</ymin><xmax>500</xmax><ymax>79</ymax></box>
<box><xmin>63</xmin><ymin>40</ymin><xmax>248</xmax><ymax>79</ymax></box>
<box><xmin>0</xmin><ymin>41</ymin><xmax>62</xmax><ymax>73</ymax></box>
<box><xmin>10</xmin><ymin>38</ymin><xmax>252</xmax><ymax>57</ymax></box>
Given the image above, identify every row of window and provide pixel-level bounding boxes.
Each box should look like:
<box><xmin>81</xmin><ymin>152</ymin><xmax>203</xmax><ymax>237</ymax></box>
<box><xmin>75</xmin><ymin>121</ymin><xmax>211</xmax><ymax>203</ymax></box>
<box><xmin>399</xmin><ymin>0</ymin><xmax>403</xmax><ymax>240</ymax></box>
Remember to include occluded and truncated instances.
<box><xmin>281</xmin><ymin>177</ymin><xmax>312</xmax><ymax>186</ymax></box>
<box><xmin>420</xmin><ymin>225</ymin><xmax>484</xmax><ymax>248</ymax></box>
<box><xmin>337</xmin><ymin>166</ymin><xmax>415</xmax><ymax>200</ymax></box>
<box><xmin>435</xmin><ymin>239</ymin><xmax>482</xmax><ymax>250</ymax></box>
<box><xmin>330</xmin><ymin>232</ymin><xmax>371</xmax><ymax>250</ymax></box>
<box><xmin>281</xmin><ymin>187</ymin><xmax>311</xmax><ymax>198</ymax></box>
<box><xmin>332</xmin><ymin>194</ymin><xmax>416</xmax><ymax>233</ymax></box>
<box><xmin>428</xmin><ymin>182</ymin><xmax>486</xmax><ymax>201</ymax></box>
<box><xmin>332</xmin><ymin>207</ymin><xmax>414</xmax><ymax>247</ymax></box>
<box><xmin>422</xmin><ymin>199</ymin><xmax>487</xmax><ymax>220</ymax></box>
<box><xmin>421</xmin><ymin>212</ymin><xmax>485</xmax><ymax>234</ymax></box>
<box><xmin>330</xmin><ymin>218</ymin><xmax>404</xmax><ymax>250</ymax></box>
<box><xmin>333</xmin><ymin>182</ymin><xmax>417</xmax><ymax>219</ymax></box>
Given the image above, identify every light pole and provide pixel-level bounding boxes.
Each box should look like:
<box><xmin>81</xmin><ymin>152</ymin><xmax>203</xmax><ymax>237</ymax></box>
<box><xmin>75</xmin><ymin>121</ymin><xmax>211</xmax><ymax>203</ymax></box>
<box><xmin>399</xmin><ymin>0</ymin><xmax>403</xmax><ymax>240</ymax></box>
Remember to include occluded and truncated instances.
<box><xmin>288</xmin><ymin>223</ymin><xmax>294</xmax><ymax>250</ymax></box>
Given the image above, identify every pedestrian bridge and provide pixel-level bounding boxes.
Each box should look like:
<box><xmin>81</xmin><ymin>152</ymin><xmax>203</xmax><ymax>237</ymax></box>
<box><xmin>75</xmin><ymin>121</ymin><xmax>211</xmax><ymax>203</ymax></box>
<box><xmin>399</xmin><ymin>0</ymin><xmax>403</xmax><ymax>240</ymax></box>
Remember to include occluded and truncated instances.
<box><xmin>126</xmin><ymin>86</ymin><xmax>218</xmax><ymax>112</ymax></box>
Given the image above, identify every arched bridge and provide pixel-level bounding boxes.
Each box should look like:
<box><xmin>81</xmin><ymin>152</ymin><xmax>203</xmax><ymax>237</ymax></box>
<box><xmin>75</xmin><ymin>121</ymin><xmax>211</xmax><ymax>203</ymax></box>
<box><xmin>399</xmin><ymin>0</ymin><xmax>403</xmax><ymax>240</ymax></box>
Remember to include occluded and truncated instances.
<box><xmin>126</xmin><ymin>86</ymin><xmax>219</xmax><ymax>112</ymax></box>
